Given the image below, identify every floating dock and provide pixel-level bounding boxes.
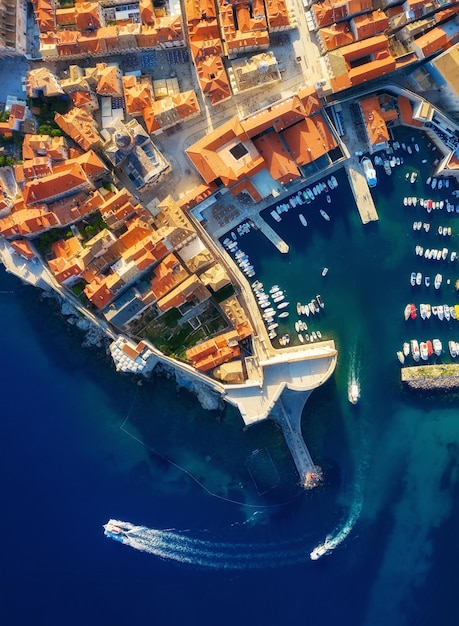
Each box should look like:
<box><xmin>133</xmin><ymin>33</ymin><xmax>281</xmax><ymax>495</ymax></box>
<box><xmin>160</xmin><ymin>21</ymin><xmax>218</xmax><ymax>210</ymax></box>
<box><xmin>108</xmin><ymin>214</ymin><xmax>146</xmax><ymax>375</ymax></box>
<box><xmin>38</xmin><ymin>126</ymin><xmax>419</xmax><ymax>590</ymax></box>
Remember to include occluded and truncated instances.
<box><xmin>345</xmin><ymin>160</ymin><xmax>379</xmax><ymax>225</ymax></box>
<box><xmin>251</xmin><ymin>213</ymin><xmax>289</xmax><ymax>253</ymax></box>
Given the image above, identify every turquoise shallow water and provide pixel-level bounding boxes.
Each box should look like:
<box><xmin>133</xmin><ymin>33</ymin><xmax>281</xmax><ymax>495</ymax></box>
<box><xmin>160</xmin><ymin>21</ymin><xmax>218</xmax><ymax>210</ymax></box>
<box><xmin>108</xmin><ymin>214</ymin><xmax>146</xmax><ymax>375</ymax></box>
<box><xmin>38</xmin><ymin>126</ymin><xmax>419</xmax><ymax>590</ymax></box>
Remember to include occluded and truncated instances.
<box><xmin>1</xmin><ymin>126</ymin><xmax>459</xmax><ymax>625</ymax></box>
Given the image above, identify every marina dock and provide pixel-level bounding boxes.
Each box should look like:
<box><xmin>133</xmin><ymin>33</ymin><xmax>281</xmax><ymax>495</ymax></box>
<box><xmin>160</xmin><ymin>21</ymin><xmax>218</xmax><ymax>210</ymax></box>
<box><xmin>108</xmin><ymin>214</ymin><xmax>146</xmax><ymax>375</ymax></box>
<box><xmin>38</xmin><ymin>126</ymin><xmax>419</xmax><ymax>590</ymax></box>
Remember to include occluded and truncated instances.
<box><xmin>345</xmin><ymin>160</ymin><xmax>379</xmax><ymax>225</ymax></box>
<box><xmin>251</xmin><ymin>213</ymin><xmax>289</xmax><ymax>254</ymax></box>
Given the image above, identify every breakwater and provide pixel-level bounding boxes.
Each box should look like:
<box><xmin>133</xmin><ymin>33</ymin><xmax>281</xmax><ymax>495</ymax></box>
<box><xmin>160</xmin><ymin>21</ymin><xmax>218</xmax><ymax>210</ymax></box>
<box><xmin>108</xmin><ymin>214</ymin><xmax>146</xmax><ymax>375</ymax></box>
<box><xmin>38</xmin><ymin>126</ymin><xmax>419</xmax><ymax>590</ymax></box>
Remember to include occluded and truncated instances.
<box><xmin>401</xmin><ymin>364</ymin><xmax>459</xmax><ymax>390</ymax></box>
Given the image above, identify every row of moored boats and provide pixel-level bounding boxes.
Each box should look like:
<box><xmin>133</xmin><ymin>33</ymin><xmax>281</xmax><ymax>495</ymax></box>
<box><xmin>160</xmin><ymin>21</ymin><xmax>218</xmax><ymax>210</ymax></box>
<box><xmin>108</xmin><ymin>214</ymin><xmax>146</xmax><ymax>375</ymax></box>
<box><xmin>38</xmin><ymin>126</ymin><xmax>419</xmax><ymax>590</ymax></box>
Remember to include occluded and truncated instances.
<box><xmin>270</xmin><ymin>177</ymin><xmax>337</xmax><ymax>224</ymax></box>
<box><xmin>251</xmin><ymin>281</ymin><xmax>290</xmax><ymax>340</ymax></box>
<box><xmin>398</xmin><ymin>338</ymin><xmax>459</xmax><ymax>363</ymax></box>
<box><xmin>404</xmin><ymin>195</ymin><xmax>459</xmax><ymax>213</ymax></box>
<box><xmin>404</xmin><ymin>302</ymin><xmax>459</xmax><ymax>321</ymax></box>
<box><xmin>410</xmin><ymin>272</ymin><xmax>444</xmax><ymax>288</ymax></box>
<box><xmin>413</xmin><ymin>246</ymin><xmax>457</xmax><ymax>262</ymax></box>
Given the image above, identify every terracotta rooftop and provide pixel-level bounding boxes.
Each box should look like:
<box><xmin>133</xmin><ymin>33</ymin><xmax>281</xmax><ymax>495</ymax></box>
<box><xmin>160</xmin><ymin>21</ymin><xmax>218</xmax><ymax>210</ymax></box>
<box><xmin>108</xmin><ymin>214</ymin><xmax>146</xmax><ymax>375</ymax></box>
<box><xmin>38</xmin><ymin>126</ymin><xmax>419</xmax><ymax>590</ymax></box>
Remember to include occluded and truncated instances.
<box><xmin>54</xmin><ymin>108</ymin><xmax>102</xmax><ymax>152</ymax></box>
<box><xmin>281</xmin><ymin>113</ymin><xmax>338</xmax><ymax>166</ymax></box>
<box><xmin>359</xmin><ymin>96</ymin><xmax>390</xmax><ymax>146</ymax></box>
<box><xmin>252</xmin><ymin>131</ymin><xmax>300</xmax><ymax>185</ymax></box>
<box><xmin>22</xmin><ymin>163</ymin><xmax>89</xmax><ymax>206</ymax></box>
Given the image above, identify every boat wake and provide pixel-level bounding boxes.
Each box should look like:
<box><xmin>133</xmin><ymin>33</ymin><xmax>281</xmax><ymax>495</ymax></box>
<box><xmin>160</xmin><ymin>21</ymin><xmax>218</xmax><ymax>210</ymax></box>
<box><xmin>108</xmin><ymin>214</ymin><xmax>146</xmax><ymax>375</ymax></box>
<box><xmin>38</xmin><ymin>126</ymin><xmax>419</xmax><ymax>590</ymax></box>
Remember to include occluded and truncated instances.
<box><xmin>104</xmin><ymin>519</ymin><xmax>311</xmax><ymax>569</ymax></box>
<box><xmin>310</xmin><ymin>491</ymin><xmax>363</xmax><ymax>560</ymax></box>
<box><xmin>347</xmin><ymin>343</ymin><xmax>361</xmax><ymax>404</ymax></box>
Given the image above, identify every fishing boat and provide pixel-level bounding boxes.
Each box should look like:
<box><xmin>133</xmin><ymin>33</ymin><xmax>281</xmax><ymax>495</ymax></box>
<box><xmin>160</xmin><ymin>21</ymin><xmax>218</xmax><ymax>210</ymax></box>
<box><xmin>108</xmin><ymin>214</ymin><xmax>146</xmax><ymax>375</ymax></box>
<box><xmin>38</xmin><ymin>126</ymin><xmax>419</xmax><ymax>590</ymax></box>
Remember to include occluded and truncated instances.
<box><xmin>411</xmin><ymin>339</ymin><xmax>420</xmax><ymax>361</ymax></box>
<box><xmin>433</xmin><ymin>338</ymin><xmax>442</xmax><ymax>356</ymax></box>
<box><xmin>348</xmin><ymin>380</ymin><xmax>360</xmax><ymax>405</ymax></box>
<box><xmin>299</xmin><ymin>214</ymin><xmax>308</xmax><ymax>227</ymax></box>
<box><xmin>397</xmin><ymin>351</ymin><xmax>405</xmax><ymax>364</ymax></box>
<box><xmin>320</xmin><ymin>209</ymin><xmax>331</xmax><ymax>221</ymax></box>
<box><xmin>434</xmin><ymin>273</ymin><xmax>443</xmax><ymax>289</ymax></box>
<box><xmin>449</xmin><ymin>341</ymin><xmax>457</xmax><ymax>358</ymax></box>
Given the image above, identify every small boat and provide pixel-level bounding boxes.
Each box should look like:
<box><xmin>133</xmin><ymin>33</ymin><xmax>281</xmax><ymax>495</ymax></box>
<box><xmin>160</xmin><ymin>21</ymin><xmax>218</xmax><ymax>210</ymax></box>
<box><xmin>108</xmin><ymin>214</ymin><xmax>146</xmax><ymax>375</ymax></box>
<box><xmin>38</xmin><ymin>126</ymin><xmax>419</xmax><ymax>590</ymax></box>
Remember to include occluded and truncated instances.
<box><xmin>303</xmin><ymin>305</ymin><xmax>310</xmax><ymax>317</ymax></box>
<box><xmin>416</xmin><ymin>272</ymin><xmax>422</xmax><ymax>286</ymax></box>
<box><xmin>298</xmin><ymin>333</ymin><xmax>304</xmax><ymax>343</ymax></box>
<box><xmin>326</xmin><ymin>195</ymin><xmax>331</xmax><ymax>204</ymax></box>
<box><xmin>397</xmin><ymin>351</ymin><xmax>405</xmax><ymax>364</ymax></box>
<box><xmin>438</xmin><ymin>305</ymin><xmax>444</xmax><ymax>321</ymax></box>
<box><xmin>403</xmin><ymin>342</ymin><xmax>410</xmax><ymax>357</ymax></box>
<box><xmin>433</xmin><ymin>338</ymin><xmax>442</xmax><ymax>356</ymax></box>
<box><xmin>431</xmin><ymin>178</ymin><xmax>437</xmax><ymax>190</ymax></box>
<box><xmin>316</xmin><ymin>330</ymin><xmax>322</xmax><ymax>339</ymax></box>
<box><xmin>310</xmin><ymin>542</ymin><xmax>332</xmax><ymax>561</ymax></box>
<box><xmin>316</xmin><ymin>294</ymin><xmax>324</xmax><ymax>309</ymax></box>
<box><xmin>348</xmin><ymin>380</ymin><xmax>360</xmax><ymax>405</ymax></box>
<box><xmin>295</xmin><ymin>321</ymin><xmax>300</xmax><ymax>332</ymax></box>
<box><xmin>320</xmin><ymin>209</ymin><xmax>330</xmax><ymax>221</ymax></box>
<box><xmin>270</xmin><ymin>210</ymin><xmax>281</xmax><ymax>222</ymax></box>
<box><xmin>312</xmin><ymin>299</ymin><xmax>320</xmax><ymax>313</ymax></box>
<box><xmin>438</xmin><ymin>179</ymin><xmax>443</xmax><ymax>190</ymax></box>
<box><xmin>444</xmin><ymin>305</ymin><xmax>451</xmax><ymax>321</ymax></box>
<box><xmin>410</xmin><ymin>171</ymin><xmax>417</xmax><ymax>183</ymax></box>
<box><xmin>322</xmin><ymin>267</ymin><xmax>329</xmax><ymax>277</ymax></box>
<box><xmin>404</xmin><ymin>304</ymin><xmax>412</xmax><ymax>321</ymax></box>
<box><xmin>427</xmin><ymin>340</ymin><xmax>434</xmax><ymax>356</ymax></box>
<box><xmin>410</xmin><ymin>304</ymin><xmax>417</xmax><ymax>319</ymax></box>
<box><xmin>419</xmin><ymin>304</ymin><xmax>427</xmax><ymax>320</ymax></box>
<box><xmin>415</xmin><ymin>144</ymin><xmax>419</xmax><ymax>153</ymax></box>
<box><xmin>297</xmin><ymin>302</ymin><xmax>302</xmax><ymax>315</ymax></box>
<box><xmin>277</xmin><ymin>301</ymin><xmax>289</xmax><ymax>309</ymax></box>
<box><xmin>442</xmin><ymin>247</ymin><xmax>449</xmax><ymax>260</ymax></box>
<box><xmin>410</xmin><ymin>272</ymin><xmax>416</xmax><ymax>286</ymax></box>
<box><xmin>269</xmin><ymin>285</ymin><xmax>280</xmax><ymax>293</ymax></box>
<box><xmin>267</xmin><ymin>323</ymin><xmax>278</xmax><ymax>330</ymax></box>
<box><xmin>299</xmin><ymin>214</ymin><xmax>308</xmax><ymax>227</ymax></box>
<box><xmin>278</xmin><ymin>311</ymin><xmax>289</xmax><ymax>318</ymax></box>
<box><xmin>449</xmin><ymin>341</ymin><xmax>457</xmax><ymax>358</ymax></box>
<box><xmin>308</xmin><ymin>302</ymin><xmax>315</xmax><ymax>314</ymax></box>
<box><xmin>425</xmin><ymin>276</ymin><xmax>430</xmax><ymax>287</ymax></box>
<box><xmin>411</xmin><ymin>339</ymin><xmax>420</xmax><ymax>361</ymax></box>
<box><xmin>434</xmin><ymin>273</ymin><xmax>442</xmax><ymax>289</ymax></box>
<box><xmin>426</xmin><ymin>304</ymin><xmax>432</xmax><ymax>318</ymax></box>
<box><xmin>420</xmin><ymin>342</ymin><xmax>429</xmax><ymax>361</ymax></box>
<box><xmin>426</xmin><ymin>177</ymin><xmax>432</xmax><ymax>185</ymax></box>
<box><xmin>331</xmin><ymin>176</ymin><xmax>338</xmax><ymax>188</ymax></box>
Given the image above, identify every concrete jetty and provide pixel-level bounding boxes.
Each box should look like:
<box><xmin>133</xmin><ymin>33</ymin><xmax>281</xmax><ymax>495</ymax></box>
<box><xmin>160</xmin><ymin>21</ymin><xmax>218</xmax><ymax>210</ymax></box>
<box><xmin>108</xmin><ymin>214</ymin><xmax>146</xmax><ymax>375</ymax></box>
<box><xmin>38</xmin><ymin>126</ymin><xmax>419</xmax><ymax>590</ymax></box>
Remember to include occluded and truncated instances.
<box><xmin>271</xmin><ymin>389</ymin><xmax>322</xmax><ymax>488</ymax></box>
<box><xmin>251</xmin><ymin>213</ymin><xmax>289</xmax><ymax>253</ymax></box>
<box><xmin>345</xmin><ymin>159</ymin><xmax>379</xmax><ymax>225</ymax></box>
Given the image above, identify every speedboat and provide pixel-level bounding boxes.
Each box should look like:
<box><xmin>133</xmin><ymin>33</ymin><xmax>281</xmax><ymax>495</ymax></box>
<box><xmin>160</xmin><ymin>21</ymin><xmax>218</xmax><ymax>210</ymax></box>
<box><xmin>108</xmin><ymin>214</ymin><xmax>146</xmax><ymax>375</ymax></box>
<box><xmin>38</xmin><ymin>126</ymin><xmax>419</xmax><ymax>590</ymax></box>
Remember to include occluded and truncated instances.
<box><xmin>103</xmin><ymin>520</ymin><xmax>140</xmax><ymax>543</ymax></box>
<box><xmin>433</xmin><ymin>338</ymin><xmax>442</xmax><ymax>356</ymax></box>
<box><xmin>411</xmin><ymin>339</ymin><xmax>420</xmax><ymax>361</ymax></box>
<box><xmin>410</xmin><ymin>171</ymin><xmax>417</xmax><ymax>183</ymax></box>
<box><xmin>310</xmin><ymin>541</ymin><xmax>332</xmax><ymax>561</ymax></box>
<box><xmin>397</xmin><ymin>351</ymin><xmax>405</xmax><ymax>364</ymax></box>
<box><xmin>420</xmin><ymin>342</ymin><xmax>429</xmax><ymax>361</ymax></box>
<box><xmin>449</xmin><ymin>341</ymin><xmax>457</xmax><ymax>358</ymax></box>
<box><xmin>348</xmin><ymin>380</ymin><xmax>360</xmax><ymax>405</ymax></box>
<box><xmin>434</xmin><ymin>273</ymin><xmax>442</xmax><ymax>289</ymax></box>
<box><xmin>320</xmin><ymin>209</ymin><xmax>330</xmax><ymax>221</ymax></box>
<box><xmin>308</xmin><ymin>302</ymin><xmax>315</xmax><ymax>314</ymax></box>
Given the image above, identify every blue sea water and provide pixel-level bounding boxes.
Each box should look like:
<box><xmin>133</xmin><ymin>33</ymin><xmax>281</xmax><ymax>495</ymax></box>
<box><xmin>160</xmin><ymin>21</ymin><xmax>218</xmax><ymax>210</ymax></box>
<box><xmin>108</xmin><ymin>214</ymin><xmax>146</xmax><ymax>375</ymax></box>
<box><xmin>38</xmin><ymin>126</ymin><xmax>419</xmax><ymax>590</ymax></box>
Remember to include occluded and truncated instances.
<box><xmin>1</xmin><ymin>127</ymin><xmax>459</xmax><ymax>626</ymax></box>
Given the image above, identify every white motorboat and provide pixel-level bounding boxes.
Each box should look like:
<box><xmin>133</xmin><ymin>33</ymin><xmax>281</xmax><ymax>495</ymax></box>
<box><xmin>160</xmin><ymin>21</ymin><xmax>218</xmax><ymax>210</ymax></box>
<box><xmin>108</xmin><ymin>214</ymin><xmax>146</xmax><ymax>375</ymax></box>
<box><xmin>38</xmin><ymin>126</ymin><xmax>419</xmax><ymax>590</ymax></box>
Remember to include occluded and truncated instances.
<box><xmin>420</xmin><ymin>342</ymin><xmax>429</xmax><ymax>361</ymax></box>
<box><xmin>403</xmin><ymin>342</ymin><xmax>410</xmax><ymax>357</ymax></box>
<box><xmin>404</xmin><ymin>304</ymin><xmax>412</xmax><ymax>321</ymax></box>
<box><xmin>299</xmin><ymin>214</ymin><xmax>308</xmax><ymax>227</ymax></box>
<box><xmin>433</xmin><ymin>338</ymin><xmax>442</xmax><ymax>356</ymax></box>
<box><xmin>270</xmin><ymin>210</ymin><xmax>281</xmax><ymax>222</ymax></box>
<box><xmin>298</xmin><ymin>333</ymin><xmax>304</xmax><ymax>343</ymax></box>
<box><xmin>310</xmin><ymin>541</ymin><xmax>332</xmax><ymax>561</ymax></box>
<box><xmin>308</xmin><ymin>302</ymin><xmax>315</xmax><ymax>314</ymax></box>
<box><xmin>397</xmin><ymin>351</ymin><xmax>405</xmax><ymax>364</ymax></box>
<box><xmin>277</xmin><ymin>301</ymin><xmax>289</xmax><ymax>309</ymax></box>
<box><xmin>449</xmin><ymin>341</ymin><xmax>457</xmax><ymax>358</ymax></box>
<box><xmin>322</xmin><ymin>267</ymin><xmax>329</xmax><ymax>277</ymax></box>
<box><xmin>438</xmin><ymin>305</ymin><xmax>444</xmax><ymax>321</ymax></box>
<box><xmin>425</xmin><ymin>276</ymin><xmax>430</xmax><ymax>287</ymax></box>
<box><xmin>410</xmin><ymin>272</ymin><xmax>416</xmax><ymax>286</ymax></box>
<box><xmin>278</xmin><ymin>311</ymin><xmax>289</xmax><ymax>318</ymax></box>
<box><xmin>316</xmin><ymin>294</ymin><xmax>324</xmax><ymax>309</ymax></box>
<box><xmin>419</xmin><ymin>304</ymin><xmax>427</xmax><ymax>320</ymax></box>
<box><xmin>297</xmin><ymin>302</ymin><xmax>302</xmax><ymax>315</ymax></box>
<box><xmin>320</xmin><ymin>209</ymin><xmax>330</xmax><ymax>221</ymax></box>
<box><xmin>444</xmin><ymin>305</ymin><xmax>451</xmax><ymax>321</ymax></box>
<box><xmin>348</xmin><ymin>380</ymin><xmax>360</xmax><ymax>404</ymax></box>
<box><xmin>326</xmin><ymin>195</ymin><xmax>331</xmax><ymax>204</ymax></box>
<box><xmin>442</xmin><ymin>248</ymin><xmax>449</xmax><ymax>260</ymax></box>
<box><xmin>270</xmin><ymin>285</ymin><xmax>280</xmax><ymax>293</ymax></box>
<box><xmin>426</xmin><ymin>304</ymin><xmax>432</xmax><ymax>318</ymax></box>
<box><xmin>416</xmin><ymin>272</ymin><xmax>422</xmax><ymax>286</ymax></box>
<box><xmin>411</xmin><ymin>339</ymin><xmax>420</xmax><ymax>361</ymax></box>
<box><xmin>434</xmin><ymin>273</ymin><xmax>443</xmax><ymax>289</ymax></box>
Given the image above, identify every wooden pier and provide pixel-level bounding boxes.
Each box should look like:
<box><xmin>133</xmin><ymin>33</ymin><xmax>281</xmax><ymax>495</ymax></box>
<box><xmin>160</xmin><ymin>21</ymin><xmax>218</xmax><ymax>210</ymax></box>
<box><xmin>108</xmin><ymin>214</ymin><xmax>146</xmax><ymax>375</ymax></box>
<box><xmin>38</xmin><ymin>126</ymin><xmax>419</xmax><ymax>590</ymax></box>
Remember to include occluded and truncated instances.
<box><xmin>345</xmin><ymin>160</ymin><xmax>379</xmax><ymax>225</ymax></box>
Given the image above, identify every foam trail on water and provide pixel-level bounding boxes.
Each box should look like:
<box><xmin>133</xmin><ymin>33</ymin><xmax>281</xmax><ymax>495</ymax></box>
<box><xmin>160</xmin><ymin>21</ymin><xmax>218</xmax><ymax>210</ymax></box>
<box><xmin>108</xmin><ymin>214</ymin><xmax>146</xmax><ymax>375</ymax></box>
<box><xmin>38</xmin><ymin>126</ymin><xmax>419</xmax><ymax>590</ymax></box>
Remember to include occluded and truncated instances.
<box><xmin>105</xmin><ymin>519</ymin><xmax>309</xmax><ymax>569</ymax></box>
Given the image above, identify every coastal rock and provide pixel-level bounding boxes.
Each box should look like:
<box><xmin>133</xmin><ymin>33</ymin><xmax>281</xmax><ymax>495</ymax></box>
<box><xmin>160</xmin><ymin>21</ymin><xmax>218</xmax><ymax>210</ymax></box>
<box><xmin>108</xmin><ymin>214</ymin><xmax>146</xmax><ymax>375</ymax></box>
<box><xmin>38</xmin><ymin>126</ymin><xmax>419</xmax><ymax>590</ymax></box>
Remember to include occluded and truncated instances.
<box><xmin>405</xmin><ymin>376</ymin><xmax>459</xmax><ymax>391</ymax></box>
<box><xmin>156</xmin><ymin>363</ymin><xmax>224</xmax><ymax>411</ymax></box>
